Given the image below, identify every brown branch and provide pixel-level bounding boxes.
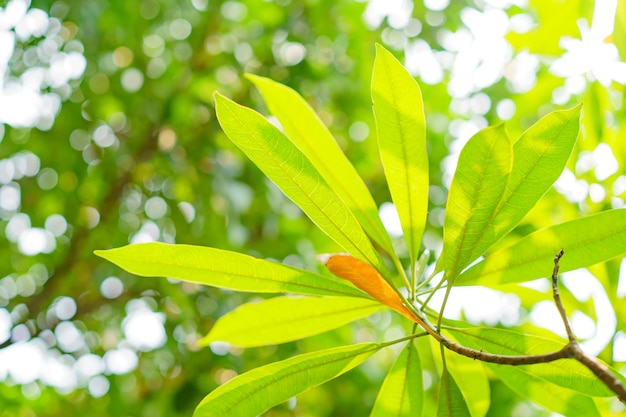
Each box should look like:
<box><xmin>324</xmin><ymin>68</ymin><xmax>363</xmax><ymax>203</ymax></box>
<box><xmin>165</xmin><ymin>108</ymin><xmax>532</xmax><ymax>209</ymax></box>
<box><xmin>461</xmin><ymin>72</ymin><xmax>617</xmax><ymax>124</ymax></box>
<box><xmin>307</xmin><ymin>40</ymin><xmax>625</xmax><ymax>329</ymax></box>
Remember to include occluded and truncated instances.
<box><xmin>403</xmin><ymin>250</ymin><xmax>626</xmax><ymax>404</ymax></box>
<box><xmin>551</xmin><ymin>249</ymin><xmax>575</xmax><ymax>342</ymax></box>
<box><xmin>550</xmin><ymin>250</ymin><xmax>626</xmax><ymax>403</ymax></box>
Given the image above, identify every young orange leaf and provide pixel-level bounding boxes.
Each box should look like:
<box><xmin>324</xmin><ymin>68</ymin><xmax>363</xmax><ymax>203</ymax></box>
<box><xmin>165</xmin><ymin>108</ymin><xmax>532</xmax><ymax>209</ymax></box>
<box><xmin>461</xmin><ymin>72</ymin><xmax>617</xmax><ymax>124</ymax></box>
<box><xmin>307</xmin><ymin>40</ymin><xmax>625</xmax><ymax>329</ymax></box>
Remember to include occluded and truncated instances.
<box><xmin>324</xmin><ymin>254</ymin><xmax>417</xmax><ymax>322</ymax></box>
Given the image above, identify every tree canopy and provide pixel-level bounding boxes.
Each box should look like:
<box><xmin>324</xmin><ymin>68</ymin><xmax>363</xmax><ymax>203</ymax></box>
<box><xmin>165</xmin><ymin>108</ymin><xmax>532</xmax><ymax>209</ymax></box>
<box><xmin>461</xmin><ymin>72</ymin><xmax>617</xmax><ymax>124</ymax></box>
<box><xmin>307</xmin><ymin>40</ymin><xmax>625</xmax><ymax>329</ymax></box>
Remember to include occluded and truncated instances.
<box><xmin>1</xmin><ymin>0</ymin><xmax>626</xmax><ymax>416</ymax></box>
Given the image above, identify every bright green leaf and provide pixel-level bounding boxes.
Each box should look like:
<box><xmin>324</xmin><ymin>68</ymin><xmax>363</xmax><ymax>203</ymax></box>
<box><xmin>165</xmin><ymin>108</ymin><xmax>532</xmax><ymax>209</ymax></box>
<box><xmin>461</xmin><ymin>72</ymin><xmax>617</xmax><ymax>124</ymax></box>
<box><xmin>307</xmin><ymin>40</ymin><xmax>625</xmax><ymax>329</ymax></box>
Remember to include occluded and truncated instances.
<box><xmin>200</xmin><ymin>296</ymin><xmax>382</xmax><ymax>347</ymax></box>
<box><xmin>478</xmin><ymin>362</ymin><xmax>600</xmax><ymax>416</ymax></box>
<box><xmin>447</xmin><ymin>327</ymin><xmax>613</xmax><ymax>397</ymax></box>
<box><xmin>442</xmin><ymin>125</ymin><xmax>513</xmax><ymax>280</ymax></box>
<box><xmin>370</xmin><ymin>341</ymin><xmax>423</xmax><ymax>417</ymax></box>
<box><xmin>214</xmin><ymin>93</ymin><xmax>386</xmax><ymax>273</ymax></box>
<box><xmin>437</xmin><ymin>366</ymin><xmax>471</xmax><ymax>417</ymax></box>
<box><xmin>457</xmin><ymin>209</ymin><xmax>626</xmax><ymax>286</ymax></box>
<box><xmin>194</xmin><ymin>343</ymin><xmax>381</xmax><ymax>417</ymax></box>
<box><xmin>429</xmin><ymin>336</ymin><xmax>490</xmax><ymax>417</ymax></box>
<box><xmin>246</xmin><ymin>74</ymin><xmax>394</xmax><ymax>256</ymax></box>
<box><xmin>615</xmin><ymin>0</ymin><xmax>626</xmax><ymax>60</ymax></box>
<box><xmin>445</xmin><ymin>350</ymin><xmax>490</xmax><ymax>417</ymax></box>
<box><xmin>95</xmin><ymin>243</ymin><xmax>366</xmax><ymax>298</ymax></box>
<box><xmin>371</xmin><ymin>44</ymin><xmax>428</xmax><ymax>267</ymax></box>
<box><xmin>464</xmin><ymin>106</ymin><xmax>581</xmax><ymax>263</ymax></box>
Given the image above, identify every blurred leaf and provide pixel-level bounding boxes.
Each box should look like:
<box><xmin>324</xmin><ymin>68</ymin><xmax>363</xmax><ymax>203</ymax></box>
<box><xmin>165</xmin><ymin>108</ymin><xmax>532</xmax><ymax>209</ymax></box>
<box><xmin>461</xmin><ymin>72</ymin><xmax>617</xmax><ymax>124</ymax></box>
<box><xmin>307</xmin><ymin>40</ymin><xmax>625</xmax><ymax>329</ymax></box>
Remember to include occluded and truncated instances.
<box><xmin>442</xmin><ymin>125</ymin><xmax>512</xmax><ymax>280</ymax></box>
<box><xmin>246</xmin><ymin>74</ymin><xmax>394</xmax><ymax>256</ymax></box>
<box><xmin>371</xmin><ymin>44</ymin><xmax>428</xmax><ymax>266</ymax></box>
<box><xmin>437</xmin><ymin>367</ymin><xmax>471</xmax><ymax>417</ymax></box>
<box><xmin>200</xmin><ymin>296</ymin><xmax>382</xmax><ymax>347</ymax></box>
<box><xmin>457</xmin><ymin>209</ymin><xmax>626</xmax><ymax>286</ymax></box>
<box><xmin>324</xmin><ymin>254</ymin><xmax>418</xmax><ymax>322</ymax></box>
<box><xmin>214</xmin><ymin>93</ymin><xmax>386</xmax><ymax>273</ymax></box>
<box><xmin>95</xmin><ymin>243</ymin><xmax>366</xmax><ymax>297</ymax></box>
<box><xmin>193</xmin><ymin>343</ymin><xmax>381</xmax><ymax>417</ymax></box>
<box><xmin>465</xmin><ymin>106</ymin><xmax>581</xmax><ymax>263</ymax></box>
<box><xmin>615</xmin><ymin>0</ymin><xmax>626</xmax><ymax>60</ymax></box>
<box><xmin>447</xmin><ymin>327</ymin><xmax>613</xmax><ymax>397</ymax></box>
<box><xmin>370</xmin><ymin>341</ymin><xmax>423</xmax><ymax>417</ymax></box>
<box><xmin>507</xmin><ymin>0</ymin><xmax>592</xmax><ymax>55</ymax></box>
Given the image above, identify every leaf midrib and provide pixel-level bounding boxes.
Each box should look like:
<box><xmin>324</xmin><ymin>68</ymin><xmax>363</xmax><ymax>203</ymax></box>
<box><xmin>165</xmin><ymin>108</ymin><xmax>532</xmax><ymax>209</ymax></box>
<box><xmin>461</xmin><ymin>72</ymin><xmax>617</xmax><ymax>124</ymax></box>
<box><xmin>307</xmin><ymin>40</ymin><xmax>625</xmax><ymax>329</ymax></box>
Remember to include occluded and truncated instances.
<box><xmin>268</xmin><ymin>91</ymin><xmax>392</xmax><ymax>254</ymax></box>
<box><xmin>221</xmin><ymin>99</ymin><xmax>380</xmax><ymax>271</ymax></box>
<box><xmin>103</xmin><ymin>252</ymin><xmax>367</xmax><ymax>298</ymax></box>
<box><xmin>200</xmin><ymin>345</ymin><xmax>380</xmax><ymax>415</ymax></box>
<box><xmin>464</xmin><ymin>114</ymin><xmax>574</xmax><ymax>264</ymax></box>
<box><xmin>211</xmin><ymin>300</ymin><xmax>381</xmax><ymax>341</ymax></box>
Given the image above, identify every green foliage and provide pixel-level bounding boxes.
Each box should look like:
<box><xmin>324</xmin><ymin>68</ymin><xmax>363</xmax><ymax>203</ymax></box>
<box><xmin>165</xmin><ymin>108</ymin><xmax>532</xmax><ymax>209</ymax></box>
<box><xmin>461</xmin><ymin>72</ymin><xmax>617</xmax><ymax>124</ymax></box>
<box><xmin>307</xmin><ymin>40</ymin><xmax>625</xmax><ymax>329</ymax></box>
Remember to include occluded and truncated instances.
<box><xmin>214</xmin><ymin>93</ymin><xmax>387</xmax><ymax>273</ymax></box>
<box><xmin>372</xmin><ymin>44</ymin><xmax>428</xmax><ymax>268</ymax></box>
<box><xmin>97</xmin><ymin>44</ymin><xmax>626</xmax><ymax>415</ymax></box>
<box><xmin>4</xmin><ymin>1</ymin><xmax>626</xmax><ymax>416</ymax></box>
<box><xmin>370</xmin><ymin>341</ymin><xmax>423</xmax><ymax>417</ymax></box>
<box><xmin>437</xmin><ymin>367</ymin><xmax>471</xmax><ymax>417</ymax></box>
<box><xmin>96</xmin><ymin>243</ymin><xmax>365</xmax><ymax>297</ymax></box>
<box><xmin>193</xmin><ymin>343</ymin><xmax>381</xmax><ymax>417</ymax></box>
<box><xmin>200</xmin><ymin>296</ymin><xmax>382</xmax><ymax>348</ymax></box>
<box><xmin>459</xmin><ymin>209</ymin><xmax>626</xmax><ymax>286</ymax></box>
<box><xmin>442</xmin><ymin>124</ymin><xmax>512</xmax><ymax>280</ymax></box>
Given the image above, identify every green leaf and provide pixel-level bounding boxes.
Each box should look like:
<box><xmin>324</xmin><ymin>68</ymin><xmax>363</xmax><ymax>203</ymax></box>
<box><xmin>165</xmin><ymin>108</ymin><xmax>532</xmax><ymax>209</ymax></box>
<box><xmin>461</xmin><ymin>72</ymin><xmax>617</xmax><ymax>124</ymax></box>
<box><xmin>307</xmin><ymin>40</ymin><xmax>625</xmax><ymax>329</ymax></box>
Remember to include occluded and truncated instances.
<box><xmin>457</xmin><ymin>209</ymin><xmax>626</xmax><ymax>286</ymax></box>
<box><xmin>429</xmin><ymin>336</ymin><xmax>490</xmax><ymax>417</ymax></box>
<box><xmin>194</xmin><ymin>343</ymin><xmax>381</xmax><ymax>417</ymax></box>
<box><xmin>445</xmin><ymin>349</ymin><xmax>490</xmax><ymax>417</ymax></box>
<box><xmin>442</xmin><ymin>125</ymin><xmax>513</xmax><ymax>280</ymax></box>
<box><xmin>214</xmin><ymin>93</ymin><xmax>386</xmax><ymax>273</ymax></box>
<box><xmin>464</xmin><ymin>106</ymin><xmax>581</xmax><ymax>264</ymax></box>
<box><xmin>437</xmin><ymin>367</ymin><xmax>471</xmax><ymax>417</ymax></box>
<box><xmin>479</xmin><ymin>362</ymin><xmax>600</xmax><ymax>416</ymax></box>
<box><xmin>200</xmin><ymin>296</ymin><xmax>383</xmax><ymax>347</ymax></box>
<box><xmin>447</xmin><ymin>327</ymin><xmax>613</xmax><ymax>397</ymax></box>
<box><xmin>615</xmin><ymin>0</ymin><xmax>626</xmax><ymax>60</ymax></box>
<box><xmin>370</xmin><ymin>341</ymin><xmax>423</xmax><ymax>417</ymax></box>
<box><xmin>246</xmin><ymin>74</ymin><xmax>394</xmax><ymax>256</ymax></box>
<box><xmin>371</xmin><ymin>44</ymin><xmax>428</xmax><ymax>267</ymax></box>
<box><xmin>95</xmin><ymin>243</ymin><xmax>366</xmax><ymax>298</ymax></box>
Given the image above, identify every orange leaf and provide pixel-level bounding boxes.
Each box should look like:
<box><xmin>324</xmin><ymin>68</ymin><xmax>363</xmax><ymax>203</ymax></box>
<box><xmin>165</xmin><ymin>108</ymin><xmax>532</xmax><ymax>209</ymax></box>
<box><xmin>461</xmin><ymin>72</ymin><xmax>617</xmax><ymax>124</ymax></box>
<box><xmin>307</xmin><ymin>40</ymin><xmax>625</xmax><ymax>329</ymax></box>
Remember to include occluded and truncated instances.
<box><xmin>324</xmin><ymin>254</ymin><xmax>418</xmax><ymax>322</ymax></box>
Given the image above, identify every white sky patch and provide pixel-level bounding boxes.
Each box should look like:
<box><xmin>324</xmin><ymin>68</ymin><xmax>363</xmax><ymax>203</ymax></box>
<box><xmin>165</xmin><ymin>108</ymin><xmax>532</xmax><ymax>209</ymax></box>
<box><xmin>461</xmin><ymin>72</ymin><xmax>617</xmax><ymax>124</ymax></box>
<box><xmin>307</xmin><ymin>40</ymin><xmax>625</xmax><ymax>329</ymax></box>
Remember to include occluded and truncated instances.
<box><xmin>0</xmin><ymin>0</ymin><xmax>86</xmax><ymax>129</ymax></box>
<box><xmin>422</xmin><ymin>284</ymin><xmax>521</xmax><ymax>326</ymax></box>
<box><xmin>550</xmin><ymin>1</ymin><xmax>626</xmax><ymax>86</ymax></box>
<box><xmin>554</xmin><ymin>168</ymin><xmax>589</xmax><ymax>203</ymax></box>
<box><xmin>0</xmin><ymin>339</ymin><xmax>46</xmax><ymax>383</ymax></box>
<box><xmin>379</xmin><ymin>202</ymin><xmax>403</xmax><ymax>238</ymax></box>
<box><xmin>363</xmin><ymin>0</ymin><xmax>413</xmax><ymax>30</ymax></box>
<box><xmin>103</xmin><ymin>347</ymin><xmax>138</xmax><ymax>375</ymax></box>
<box><xmin>530</xmin><ymin>268</ymin><xmax>617</xmax><ymax>356</ymax></box>
<box><xmin>40</xmin><ymin>354</ymin><xmax>77</xmax><ymax>392</ymax></box>
<box><xmin>17</xmin><ymin>227</ymin><xmax>56</xmax><ymax>256</ymax></box>
<box><xmin>122</xmin><ymin>300</ymin><xmax>167</xmax><ymax>351</ymax></box>
<box><xmin>614</xmin><ymin>331</ymin><xmax>626</xmax><ymax>362</ymax></box>
<box><xmin>75</xmin><ymin>353</ymin><xmax>106</xmax><ymax>383</ymax></box>
<box><xmin>0</xmin><ymin>308</ymin><xmax>11</xmax><ymax>344</ymax></box>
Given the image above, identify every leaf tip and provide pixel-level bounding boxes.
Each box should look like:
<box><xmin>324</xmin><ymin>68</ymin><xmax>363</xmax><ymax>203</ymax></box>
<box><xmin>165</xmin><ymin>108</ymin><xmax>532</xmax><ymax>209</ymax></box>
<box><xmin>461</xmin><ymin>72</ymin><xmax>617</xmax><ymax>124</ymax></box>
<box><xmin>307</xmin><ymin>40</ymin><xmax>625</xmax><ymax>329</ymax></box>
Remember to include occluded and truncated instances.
<box><xmin>244</xmin><ymin>73</ymin><xmax>263</xmax><ymax>84</ymax></box>
<box><xmin>196</xmin><ymin>336</ymin><xmax>213</xmax><ymax>348</ymax></box>
<box><xmin>213</xmin><ymin>91</ymin><xmax>228</xmax><ymax>106</ymax></box>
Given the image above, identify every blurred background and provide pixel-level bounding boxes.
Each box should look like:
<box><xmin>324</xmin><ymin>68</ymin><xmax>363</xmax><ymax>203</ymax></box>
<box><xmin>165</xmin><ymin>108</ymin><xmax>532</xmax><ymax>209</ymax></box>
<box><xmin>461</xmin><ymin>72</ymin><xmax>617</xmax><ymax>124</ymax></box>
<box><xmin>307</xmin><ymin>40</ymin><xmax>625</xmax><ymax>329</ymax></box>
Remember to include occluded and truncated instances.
<box><xmin>0</xmin><ymin>0</ymin><xmax>625</xmax><ymax>415</ymax></box>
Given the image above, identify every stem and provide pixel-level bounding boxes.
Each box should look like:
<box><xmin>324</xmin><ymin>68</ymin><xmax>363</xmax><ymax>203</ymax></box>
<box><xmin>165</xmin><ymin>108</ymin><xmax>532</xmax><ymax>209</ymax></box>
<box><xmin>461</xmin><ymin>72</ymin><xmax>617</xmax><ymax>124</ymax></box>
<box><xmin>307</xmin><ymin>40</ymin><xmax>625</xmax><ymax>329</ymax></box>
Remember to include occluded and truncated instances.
<box><xmin>386</xmin><ymin>250</ymin><xmax>626</xmax><ymax>404</ymax></box>
<box><xmin>550</xmin><ymin>249</ymin><xmax>626</xmax><ymax>403</ymax></box>
<box><xmin>392</xmin><ymin>256</ymin><xmax>412</xmax><ymax>295</ymax></box>
<box><xmin>551</xmin><ymin>249</ymin><xmax>575</xmax><ymax>342</ymax></box>
<box><xmin>437</xmin><ymin>278</ymin><xmax>453</xmax><ymax>331</ymax></box>
<box><xmin>420</xmin><ymin>274</ymin><xmax>447</xmax><ymax>311</ymax></box>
